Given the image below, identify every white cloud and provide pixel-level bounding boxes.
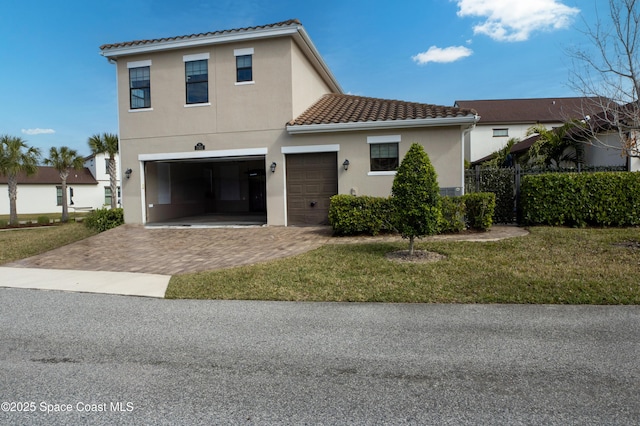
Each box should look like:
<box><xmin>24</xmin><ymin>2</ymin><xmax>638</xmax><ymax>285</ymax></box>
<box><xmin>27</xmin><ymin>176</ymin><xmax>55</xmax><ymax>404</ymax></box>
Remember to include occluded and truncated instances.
<box><xmin>412</xmin><ymin>46</ymin><xmax>473</xmax><ymax>65</ymax></box>
<box><xmin>21</xmin><ymin>128</ymin><xmax>56</xmax><ymax>135</ymax></box>
<box><xmin>455</xmin><ymin>0</ymin><xmax>580</xmax><ymax>42</ymax></box>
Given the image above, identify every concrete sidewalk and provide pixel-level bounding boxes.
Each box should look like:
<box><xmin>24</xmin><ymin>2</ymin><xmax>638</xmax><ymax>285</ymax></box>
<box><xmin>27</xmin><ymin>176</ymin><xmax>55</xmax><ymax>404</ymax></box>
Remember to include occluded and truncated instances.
<box><xmin>0</xmin><ymin>267</ymin><xmax>170</xmax><ymax>298</ymax></box>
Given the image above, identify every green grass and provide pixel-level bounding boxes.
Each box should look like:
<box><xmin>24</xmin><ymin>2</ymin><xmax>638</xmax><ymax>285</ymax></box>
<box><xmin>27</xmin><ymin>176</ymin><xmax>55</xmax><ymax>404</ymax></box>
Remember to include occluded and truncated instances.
<box><xmin>166</xmin><ymin>227</ymin><xmax>640</xmax><ymax>304</ymax></box>
<box><xmin>0</xmin><ymin>212</ymin><xmax>90</xmax><ymax>223</ymax></box>
<box><xmin>0</xmin><ymin>223</ymin><xmax>97</xmax><ymax>265</ymax></box>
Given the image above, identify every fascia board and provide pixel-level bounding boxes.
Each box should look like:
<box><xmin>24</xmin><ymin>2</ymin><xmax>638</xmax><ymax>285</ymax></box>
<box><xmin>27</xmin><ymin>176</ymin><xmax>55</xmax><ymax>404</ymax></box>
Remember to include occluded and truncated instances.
<box><xmin>101</xmin><ymin>26</ymin><xmax>299</xmax><ymax>58</ymax></box>
<box><xmin>286</xmin><ymin>116</ymin><xmax>479</xmax><ymax>135</ymax></box>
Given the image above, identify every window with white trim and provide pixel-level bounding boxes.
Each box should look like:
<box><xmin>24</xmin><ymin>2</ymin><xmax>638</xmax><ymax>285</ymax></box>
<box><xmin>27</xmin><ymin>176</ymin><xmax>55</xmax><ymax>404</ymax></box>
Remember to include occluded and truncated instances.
<box><xmin>128</xmin><ymin>60</ymin><xmax>152</xmax><ymax>109</ymax></box>
<box><xmin>368</xmin><ymin>135</ymin><xmax>401</xmax><ymax>172</ymax></box>
<box><xmin>493</xmin><ymin>128</ymin><xmax>509</xmax><ymax>137</ymax></box>
<box><xmin>184</xmin><ymin>53</ymin><xmax>209</xmax><ymax>104</ymax></box>
<box><xmin>234</xmin><ymin>48</ymin><xmax>254</xmax><ymax>83</ymax></box>
<box><xmin>129</xmin><ymin>67</ymin><xmax>150</xmax><ymax>109</ymax></box>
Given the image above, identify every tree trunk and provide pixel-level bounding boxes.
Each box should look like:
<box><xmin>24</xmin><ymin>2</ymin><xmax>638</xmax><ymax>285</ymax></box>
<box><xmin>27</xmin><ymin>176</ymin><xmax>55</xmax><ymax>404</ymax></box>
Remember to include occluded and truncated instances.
<box><xmin>108</xmin><ymin>155</ymin><xmax>117</xmax><ymax>209</ymax></box>
<box><xmin>60</xmin><ymin>173</ymin><xmax>69</xmax><ymax>223</ymax></box>
<box><xmin>8</xmin><ymin>174</ymin><xmax>18</xmax><ymax>226</ymax></box>
<box><xmin>409</xmin><ymin>236</ymin><xmax>415</xmax><ymax>256</ymax></box>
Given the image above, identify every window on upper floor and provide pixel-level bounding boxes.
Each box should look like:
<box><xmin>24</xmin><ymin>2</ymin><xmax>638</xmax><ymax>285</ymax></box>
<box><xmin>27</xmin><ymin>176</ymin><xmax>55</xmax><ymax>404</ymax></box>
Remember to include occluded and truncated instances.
<box><xmin>185</xmin><ymin>57</ymin><xmax>209</xmax><ymax>104</ymax></box>
<box><xmin>493</xmin><ymin>128</ymin><xmax>509</xmax><ymax>137</ymax></box>
<box><xmin>236</xmin><ymin>55</ymin><xmax>252</xmax><ymax>82</ymax></box>
<box><xmin>129</xmin><ymin>66</ymin><xmax>151</xmax><ymax>109</ymax></box>
<box><xmin>234</xmin><ymin>48</ymin><xmax>254</xmax><ymax>83</ymax></box>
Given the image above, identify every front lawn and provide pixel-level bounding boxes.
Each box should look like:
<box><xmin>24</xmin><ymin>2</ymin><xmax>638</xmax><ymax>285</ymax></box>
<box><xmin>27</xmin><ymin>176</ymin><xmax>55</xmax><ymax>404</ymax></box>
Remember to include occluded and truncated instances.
<box><xmin>0</xmin><ymin>223</ymin><xmax>97</xmax><ymax>265</ymax></box>
<box><xmin>166</xmin><ymin>227</ymin><xmax>640</xmax><ymax>304</ymax></box>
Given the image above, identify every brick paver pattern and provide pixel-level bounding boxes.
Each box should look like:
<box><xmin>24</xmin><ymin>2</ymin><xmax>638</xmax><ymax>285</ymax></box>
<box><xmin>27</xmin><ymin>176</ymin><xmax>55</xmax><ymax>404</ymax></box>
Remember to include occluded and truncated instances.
<box><xmin>7</xmin><ymin>225</ymin><xmax>527</xmax><ymax>275</ymax></box>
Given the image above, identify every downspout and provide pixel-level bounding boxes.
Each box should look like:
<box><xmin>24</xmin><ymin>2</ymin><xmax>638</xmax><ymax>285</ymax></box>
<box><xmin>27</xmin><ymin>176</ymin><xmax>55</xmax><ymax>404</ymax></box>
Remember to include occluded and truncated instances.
<box><xmin>461</xmin><ymin>115</ymin><xmax>478</xmax><ymax>195</ymax></box>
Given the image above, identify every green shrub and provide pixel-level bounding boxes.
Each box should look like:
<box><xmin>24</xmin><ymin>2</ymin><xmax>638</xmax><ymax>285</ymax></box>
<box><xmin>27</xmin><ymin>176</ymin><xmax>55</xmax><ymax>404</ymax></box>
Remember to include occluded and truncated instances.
<box><xmin>465</xmin><ymin>167</ymin><xmax>515</xmax><ymax>223</ymax></box>
<box><xmin>392</xmin><ymin>143</ymin><xmax>442</xmax><ymax>254</ymax></box>
<box><xmin>519</xmin><ymin>172</ymin><xmax>640</xmax><ymax>227</ymax></box>
<box><xmin>84</xmin><ymin>208</ymin><xmax>124</xmax><ymax>232</ymax></box>
<box><xmin>464</xmin><ymin>192</ymin><xmax>496</xmax><ymax>231</ymax></box>
<box><xmin>0</xmin><ymin>219</ymin><xmax>7</xmax><ymax>228</ymax></box>
<box><xmin>439</xmin><ymin>196</ymin><xmax>466</xmax><ymax>233</ymax></box>
<box><xmin>328</xmin><ymin>194</ymin><xmax>393</xmax><ymax>236</ymax></box>
<box><xmin>37</xmin><ymin>216</ymin><xmax>50</xmax><ymax>225</ymax></box>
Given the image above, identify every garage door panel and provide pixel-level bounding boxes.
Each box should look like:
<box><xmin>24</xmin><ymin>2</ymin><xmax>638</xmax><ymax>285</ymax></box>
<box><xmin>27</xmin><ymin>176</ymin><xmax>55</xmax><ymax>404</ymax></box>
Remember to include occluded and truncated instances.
<box><xmin>286</xmin><ymin>152</ymin><xmax>338</xmax><ymax>226</ymax></box>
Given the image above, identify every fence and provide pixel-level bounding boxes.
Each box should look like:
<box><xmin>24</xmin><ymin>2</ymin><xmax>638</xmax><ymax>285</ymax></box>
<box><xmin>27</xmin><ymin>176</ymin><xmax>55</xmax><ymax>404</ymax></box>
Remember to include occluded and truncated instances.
<box><xmin>464</xmin><ymin>165</ymin><xmax>628</xmax><ymax>223</ymax></box>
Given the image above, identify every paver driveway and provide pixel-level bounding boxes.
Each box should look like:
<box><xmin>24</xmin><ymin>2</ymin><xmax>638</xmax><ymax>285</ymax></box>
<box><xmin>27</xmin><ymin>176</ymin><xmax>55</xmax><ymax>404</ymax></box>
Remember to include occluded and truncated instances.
<box><xmin>6</xmin><ymin>224</ymin><xmax>527</xmax><ymax>276</ymax></box>
<box><xmin>7</xmin><ymin>225</ymin><xmax>332</xmax><ymax>275</ymax></box>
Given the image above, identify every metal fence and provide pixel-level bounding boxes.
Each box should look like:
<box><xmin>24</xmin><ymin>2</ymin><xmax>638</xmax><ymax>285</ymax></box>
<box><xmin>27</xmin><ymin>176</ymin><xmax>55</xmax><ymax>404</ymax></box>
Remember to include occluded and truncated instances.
<box><xmin>464</xmin><ymin>165</ymin><xmax>629</xmax><ymax>223</ymax></box>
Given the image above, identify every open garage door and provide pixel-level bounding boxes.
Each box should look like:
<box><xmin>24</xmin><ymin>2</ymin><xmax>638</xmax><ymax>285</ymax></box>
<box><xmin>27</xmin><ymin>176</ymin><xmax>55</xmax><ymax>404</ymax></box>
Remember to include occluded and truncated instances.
<box><xmin>144</xmin><ymin>156</ymin><xmax>266</xmax><ymax>226</ymax></box>
<box><xmin>286</xmin><ymin>152</ymin><xmax>338</xmax><ymax>226</ymax></box>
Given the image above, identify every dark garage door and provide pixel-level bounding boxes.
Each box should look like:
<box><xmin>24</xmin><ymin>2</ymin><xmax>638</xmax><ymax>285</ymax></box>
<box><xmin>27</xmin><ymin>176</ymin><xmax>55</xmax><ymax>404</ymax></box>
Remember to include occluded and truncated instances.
<box><xmin>286</xmin><ymin>152</ymin><xmax>338</xmax><ymax>226</ymax></box>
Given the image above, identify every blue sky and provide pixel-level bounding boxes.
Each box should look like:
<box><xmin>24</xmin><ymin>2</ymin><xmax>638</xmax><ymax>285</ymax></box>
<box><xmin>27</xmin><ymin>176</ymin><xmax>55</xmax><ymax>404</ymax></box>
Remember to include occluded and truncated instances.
<box><xmin>0</xmin><ymin>0</ymin><xmax>591</xmax><ymax>156</ymax></box>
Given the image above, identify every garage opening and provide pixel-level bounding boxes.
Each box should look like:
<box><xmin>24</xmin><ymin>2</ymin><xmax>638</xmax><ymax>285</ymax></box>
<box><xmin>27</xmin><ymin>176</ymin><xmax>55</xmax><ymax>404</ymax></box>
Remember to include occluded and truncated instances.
<box><xmin>286</xmin><ymin>152</ymin><xmax>338</xmax><ymax>226</ymax></box>
<box><xmin>144</xmin><ymin>156</ymin><xmax>266</xmax><ymax>226</ymax></box>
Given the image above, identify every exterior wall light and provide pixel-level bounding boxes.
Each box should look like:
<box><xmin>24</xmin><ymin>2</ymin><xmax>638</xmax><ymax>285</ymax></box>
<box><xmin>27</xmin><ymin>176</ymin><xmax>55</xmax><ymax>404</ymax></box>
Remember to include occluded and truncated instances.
<box><xmin>343</xmin><ymin>159</ymin><xmax>350</xmax><ymax>171</ymax></box>
<box><xmin>270</xmin><ymin>162</ymin><xmax>277</xmax><ymax>173</ymax></box>
<box><xmin>125</xmin><ymin>168</ymin><xmax>132</xmax><ymax>179</ymax></box>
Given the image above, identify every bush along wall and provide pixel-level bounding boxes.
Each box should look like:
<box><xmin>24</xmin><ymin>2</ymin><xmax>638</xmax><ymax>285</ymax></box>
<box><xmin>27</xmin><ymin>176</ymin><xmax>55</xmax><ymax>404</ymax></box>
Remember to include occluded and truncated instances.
<box><xmin>464</xmin><ymin>193</ymin><xmax>496</xmax><ymax>231</ymax></box>
<box><xmin>329</xmin><ymin>193</ymin><xmax>496</xmax><ymax>236</ymax></box>
<box><xmin>328</xmin><ymin>195</ymin><xmax>395</xmax><ymax>236</ymax></box>
<box><xmin>519</xmin><ymin>172</ymin><xmax>640</xmax><ymax>227</ymax></box>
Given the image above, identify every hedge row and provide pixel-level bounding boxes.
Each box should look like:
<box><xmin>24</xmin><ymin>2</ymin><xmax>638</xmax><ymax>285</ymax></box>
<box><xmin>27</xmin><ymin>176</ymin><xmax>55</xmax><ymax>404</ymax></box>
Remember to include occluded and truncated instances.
<box><xmin>519</xmin><ymin>172</ymin><xmax>640</xmax><ymax>227</ymax></box>
<box><xmin>329</xmin><ymin>193</ymin><xmax>495</xmax><ymax>236</ymax></box>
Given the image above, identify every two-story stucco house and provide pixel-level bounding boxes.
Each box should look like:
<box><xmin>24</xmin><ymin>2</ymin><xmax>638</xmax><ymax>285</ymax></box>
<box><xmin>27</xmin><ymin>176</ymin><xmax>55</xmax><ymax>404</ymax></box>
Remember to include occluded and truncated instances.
<box><xmin>100</xmin><ymin>20</ymin><xmax>477</xmax><ymax>226</ymax></box>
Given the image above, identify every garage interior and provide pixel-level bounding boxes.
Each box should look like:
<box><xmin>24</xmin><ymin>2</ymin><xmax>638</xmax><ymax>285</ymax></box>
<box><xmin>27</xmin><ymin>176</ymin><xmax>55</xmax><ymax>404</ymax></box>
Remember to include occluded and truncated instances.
<box><xmin>144</xmin><ymin>156</ymin><xmax>267</xmax><ymax>226</ymax></box>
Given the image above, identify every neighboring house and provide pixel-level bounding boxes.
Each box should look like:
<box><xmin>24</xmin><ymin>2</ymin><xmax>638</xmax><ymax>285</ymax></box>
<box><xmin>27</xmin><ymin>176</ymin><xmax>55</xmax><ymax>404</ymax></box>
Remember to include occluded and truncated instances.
<box><xmin>0</xmin><ymin>153</ymin><xmax>121</xmax><ymax>216</ymax></box>
<box><xmin>100</xmin><ymin>19</ymin><xmax>478</xmax><ymax>226</ymax></box>
<box><xmin>455</xmin><ymin>97</ymin><xmax>600</xmax><ymax>163</ymax></box>
<box><xmin>83</xmin><ymin>152</ymin><xmax>122</xmax><ymax>207</ymax></box>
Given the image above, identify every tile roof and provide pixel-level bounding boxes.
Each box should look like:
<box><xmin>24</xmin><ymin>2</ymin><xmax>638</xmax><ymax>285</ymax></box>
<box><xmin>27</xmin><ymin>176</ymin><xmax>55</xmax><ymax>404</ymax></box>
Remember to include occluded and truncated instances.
<box><xmin>288</xmin><ymin>94</ymin><xmax>477</xmax><ymax>126</ymax></box>
<box><xmin>454</xmin><ymin>97</ymin><xmax>604</xmax><ymax>124</ymax></box>
<box><xmin>100</xmin><ymin>19</ymin><xmax>301</xmax><ymax>51</ymax></box>
<box><xmin>0</xmin><ymin>167</ymin><xmax>98</xmax><ymax>185</ymax></box>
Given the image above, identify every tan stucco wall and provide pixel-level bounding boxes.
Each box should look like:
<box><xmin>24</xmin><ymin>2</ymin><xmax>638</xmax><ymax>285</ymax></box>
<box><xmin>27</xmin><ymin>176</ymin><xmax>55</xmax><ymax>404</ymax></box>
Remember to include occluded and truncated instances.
<box><xmin>116</xmin><ymin>37</ymin><xmax>297</xmax><ymax>140</ymax></box>
<box><xmin>284</xmin><ymin>127</ymin><xmax>464</xmax><ymax>199</ymax></box>
<box><xmin>290</xmin><ymin>41</ymin><xmax>332</xmax><ymax>118</ymax></box>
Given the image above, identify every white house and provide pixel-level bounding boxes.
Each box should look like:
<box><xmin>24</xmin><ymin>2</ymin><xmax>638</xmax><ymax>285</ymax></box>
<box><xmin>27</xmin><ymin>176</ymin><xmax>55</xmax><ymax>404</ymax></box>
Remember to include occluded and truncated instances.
<box><xmin>0</xmin><ymin>153</ymin><xmax>121</xmax><ymax>216</ymax></box>
<box><xmin>455</xmin><ymin>97</ymin><xmax>598</xmax><ymax>163</ymax></box>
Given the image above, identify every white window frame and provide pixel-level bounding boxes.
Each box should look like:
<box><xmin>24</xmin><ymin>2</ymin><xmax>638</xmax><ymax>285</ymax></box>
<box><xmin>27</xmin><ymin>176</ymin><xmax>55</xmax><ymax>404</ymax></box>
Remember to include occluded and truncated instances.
<box><xmin>183</xmin><ymin>53</ymin><xmax>211</xmax><ymax>107</ymax></box>
<box><xmin>367</xmin><ymin>135</ymin><xmax>401</xmax><ymax>176</ymax></box>
<box><xmin>234</xmin><ymin>48</ymin><xmax>255</xmax><ymax>85</ymax></box>
<box><xmin>127</xmin><ymin>60</ymin><xmax>153</xmax><ymax>112</ymax></box>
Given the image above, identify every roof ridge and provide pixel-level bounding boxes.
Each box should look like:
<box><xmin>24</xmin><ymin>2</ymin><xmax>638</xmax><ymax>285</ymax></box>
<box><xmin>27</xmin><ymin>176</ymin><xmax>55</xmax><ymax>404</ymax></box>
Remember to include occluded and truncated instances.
<box><xmin>100</xmin><ymin>19</ymin><xmax>301</xmax><ymax>50</ymax></box>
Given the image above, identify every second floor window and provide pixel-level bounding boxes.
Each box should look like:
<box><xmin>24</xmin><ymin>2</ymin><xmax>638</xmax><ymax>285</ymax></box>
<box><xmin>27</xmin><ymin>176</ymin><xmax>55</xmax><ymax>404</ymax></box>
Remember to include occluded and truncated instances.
<box><xmin>185</xmin><ymin>60</ymin><xmax>208</xmax><ymax>104</ymax></box>
<box><xmin>236</xmin><ymin>55</ymin><xmax>253</xmax><ymax>82</ymax></box>
<box><xmin>129</xmin><ymin>66</ymin><xmax>151</xmax><ymax>109</ymax></box>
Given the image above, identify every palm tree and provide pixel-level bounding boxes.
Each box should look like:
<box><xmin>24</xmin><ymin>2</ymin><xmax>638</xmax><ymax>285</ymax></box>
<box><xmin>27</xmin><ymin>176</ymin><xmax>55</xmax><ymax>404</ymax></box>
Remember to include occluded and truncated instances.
<box><xmin>525</xmin><ymin>121</ymin><xmax>586</xmax><ymax>168</ymax></box>
<box><xmin>0</xmin><ymin>135</ymin><xmax>41</xmax><ymax>225</ymax></box>
<box><xmin>44</xmin><ymin>146</ymin><xmax>84</xmax><ymax>223</ymax></box>
<box><xmin>88</xmin><ymin>133</ymin><xmax>119</xmax><ymax>209</ymax></box>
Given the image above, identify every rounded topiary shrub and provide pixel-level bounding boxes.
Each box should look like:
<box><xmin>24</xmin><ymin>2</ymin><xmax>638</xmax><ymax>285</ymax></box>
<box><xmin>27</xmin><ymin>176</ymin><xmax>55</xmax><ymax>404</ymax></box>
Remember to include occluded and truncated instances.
<box><xmin>391</xmin><ymin>143</ymin><xmax>441</xmax><ymax>254</ymax></box>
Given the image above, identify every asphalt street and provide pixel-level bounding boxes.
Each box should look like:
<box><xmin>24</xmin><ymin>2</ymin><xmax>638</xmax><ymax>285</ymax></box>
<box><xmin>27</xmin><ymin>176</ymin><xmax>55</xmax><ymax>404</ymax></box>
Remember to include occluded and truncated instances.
<box><xmin>1</xmin><ymin>288</ymin><xmax>638</xmax><ymax>425</ymax></box>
